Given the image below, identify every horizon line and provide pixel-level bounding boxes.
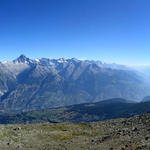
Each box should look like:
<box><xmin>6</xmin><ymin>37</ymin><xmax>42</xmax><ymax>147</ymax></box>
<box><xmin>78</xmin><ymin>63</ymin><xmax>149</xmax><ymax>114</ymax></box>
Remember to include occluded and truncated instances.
<box><xmin>1</xmin><ymin>54</ymin><xmax>150</xmax><ymax>67</ymax></box>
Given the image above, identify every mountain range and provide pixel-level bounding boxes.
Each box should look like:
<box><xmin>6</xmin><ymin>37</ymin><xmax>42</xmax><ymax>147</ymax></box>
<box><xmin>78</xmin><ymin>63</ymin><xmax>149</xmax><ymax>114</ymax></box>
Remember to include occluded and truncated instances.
<box><xmin>0</xmin><ymin>55</ymin><xmax>150</xmax><ymax>114</ymax></box>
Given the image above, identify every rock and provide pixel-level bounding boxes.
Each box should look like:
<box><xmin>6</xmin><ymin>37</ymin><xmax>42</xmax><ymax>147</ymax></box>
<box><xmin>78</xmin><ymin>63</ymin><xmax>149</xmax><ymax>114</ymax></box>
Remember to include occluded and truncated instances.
<box><xmin>13</xmin><ymin>127</ymin><xmax>21</xmax><ymax>131</ymax></box>
<box><xmin>101</xmin><ymin>135</ymin><xmax>111</xmax><ymax>142</ymax></box>
<box><xmin>132</xmin><ymin>127</ymin><xmax>137</xmax><ymax>131</ymax></box>
<box><xmin>145</xmin><ymin>135</ymin><xmax>150</xmax><ymax>141</ymax></box>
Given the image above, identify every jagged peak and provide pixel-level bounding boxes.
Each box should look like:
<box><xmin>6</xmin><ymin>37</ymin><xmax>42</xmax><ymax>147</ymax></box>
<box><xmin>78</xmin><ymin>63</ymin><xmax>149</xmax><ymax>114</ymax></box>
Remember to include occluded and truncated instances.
<box><xmin>13</xmin><ymin>54</ymin><xmax>31</xmax><ymax>64</ymax></box>
<box><xmin>17</xmin><ymin>54</ymin><xmax>28</xmax><ymax>60</ymax></box>
<box><xmin>57</xmin><ymin>58</ymin><xmax>67</xmax><ymax>63</ymax></box>
<box><xmin>70</xmin><ymin>57</ymin><xmax>80</xmax><ymax>62</ymax></box>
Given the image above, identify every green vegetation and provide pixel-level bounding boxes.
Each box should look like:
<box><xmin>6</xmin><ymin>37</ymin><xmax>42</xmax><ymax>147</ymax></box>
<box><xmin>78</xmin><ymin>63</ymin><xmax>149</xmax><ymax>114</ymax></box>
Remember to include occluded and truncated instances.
<box><xmin>1</xmin><ymin>99</ymin><xmax>150</xmax><ymax>124</ymax></box>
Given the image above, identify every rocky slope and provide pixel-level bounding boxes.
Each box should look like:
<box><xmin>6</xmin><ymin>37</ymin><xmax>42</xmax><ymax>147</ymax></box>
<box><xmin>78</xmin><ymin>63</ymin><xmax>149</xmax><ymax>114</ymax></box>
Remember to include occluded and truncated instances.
<box><xmin>1</xmin><ymin>111</ymin><xmax>150</xmax><ymax>149</ymax></box>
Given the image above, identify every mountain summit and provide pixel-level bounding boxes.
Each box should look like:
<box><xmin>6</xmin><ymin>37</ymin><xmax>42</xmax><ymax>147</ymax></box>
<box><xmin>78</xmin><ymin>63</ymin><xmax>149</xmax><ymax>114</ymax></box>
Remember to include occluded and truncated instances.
<box><xmin>13</xmin><ymin>54</ymin><xmax>31</xmax><ymax>64</ymax></box>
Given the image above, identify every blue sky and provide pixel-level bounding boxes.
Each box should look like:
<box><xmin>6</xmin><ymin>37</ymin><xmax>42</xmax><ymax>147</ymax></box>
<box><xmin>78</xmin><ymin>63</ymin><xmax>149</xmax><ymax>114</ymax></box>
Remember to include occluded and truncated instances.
<box><xmin>0</xmin><ymin>0</ymin><xmax>150</xmax><ymax>65</ymax></box>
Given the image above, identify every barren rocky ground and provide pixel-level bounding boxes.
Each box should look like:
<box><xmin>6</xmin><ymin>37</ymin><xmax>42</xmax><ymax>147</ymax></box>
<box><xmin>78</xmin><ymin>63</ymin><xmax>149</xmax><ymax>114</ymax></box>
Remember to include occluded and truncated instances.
<box><xmin>0</xmin><ymin>112</ymin><xmax>150</xmax><ymax>150</ymax></box>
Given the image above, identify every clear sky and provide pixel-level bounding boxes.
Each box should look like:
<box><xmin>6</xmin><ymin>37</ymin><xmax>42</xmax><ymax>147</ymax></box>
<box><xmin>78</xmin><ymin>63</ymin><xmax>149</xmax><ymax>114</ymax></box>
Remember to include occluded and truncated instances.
<box><xmin>0</xmin><ymin>0</ymin><xmax>150</xmax><ymax>65</ymax></box>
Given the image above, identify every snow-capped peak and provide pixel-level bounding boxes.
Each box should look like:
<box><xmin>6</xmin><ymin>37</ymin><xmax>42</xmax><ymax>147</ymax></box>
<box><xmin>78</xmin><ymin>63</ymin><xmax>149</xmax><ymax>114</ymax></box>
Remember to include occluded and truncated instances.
<box><xmin>13</xmin><ymin>54</ymin><xmax>32</xmax><ymax>64</ymax></box>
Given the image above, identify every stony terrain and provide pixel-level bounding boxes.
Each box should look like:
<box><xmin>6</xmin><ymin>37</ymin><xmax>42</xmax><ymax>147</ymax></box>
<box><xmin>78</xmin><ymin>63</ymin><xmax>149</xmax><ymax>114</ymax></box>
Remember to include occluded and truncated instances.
<box><xmin>0</xmin><ymin>112</ymin><xmax>150</xmax><ymax>150</ymax></box>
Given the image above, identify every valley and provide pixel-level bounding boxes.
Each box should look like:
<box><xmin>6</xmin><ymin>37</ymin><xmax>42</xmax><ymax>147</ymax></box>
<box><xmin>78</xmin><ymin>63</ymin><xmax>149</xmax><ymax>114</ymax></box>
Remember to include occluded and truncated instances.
<box><xmin>0</xmin><ymin>56</ymin><xmax>150</xmax><ymax>150</ymax></box>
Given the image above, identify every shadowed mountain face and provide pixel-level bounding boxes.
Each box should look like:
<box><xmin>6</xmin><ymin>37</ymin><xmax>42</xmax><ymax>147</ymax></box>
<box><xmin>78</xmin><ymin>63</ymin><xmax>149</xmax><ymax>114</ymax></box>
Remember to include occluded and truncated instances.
<box><xmin>1</xmin><ymin>98</ymin><xmax>150</xmax><ymax>124</ymax></box>
<box><xmin>0</xmin><ymin>55</ymin><xmax>149</xmax><ymax>113</ymax></box>
<box><xmin>142</xmin><ymin>95</ymin><xmax>150</xmax><ymax>102</ymax></box>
